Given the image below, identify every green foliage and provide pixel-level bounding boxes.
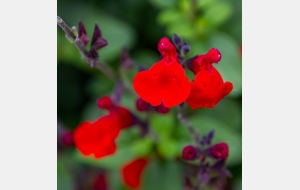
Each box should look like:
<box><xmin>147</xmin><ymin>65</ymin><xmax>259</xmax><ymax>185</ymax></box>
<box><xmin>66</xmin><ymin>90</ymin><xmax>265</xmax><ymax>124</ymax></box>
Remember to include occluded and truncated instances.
<box><xmin>142</xmin><ymin>161</ymin><xmax>183</xmax><ymax>190</ymax></box>
<box><xmin>57</xmin><ymin>159</ymin><xmax>73</xmax><ymax>190</ymax></box>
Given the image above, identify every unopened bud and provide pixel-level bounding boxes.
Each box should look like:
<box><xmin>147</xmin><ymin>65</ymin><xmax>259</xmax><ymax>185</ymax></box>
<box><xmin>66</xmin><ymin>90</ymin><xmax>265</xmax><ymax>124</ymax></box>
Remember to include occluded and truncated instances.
<box><xmin>154</xmin><ymin>103</ymin><xmax>169</xmax><ymax>114</ymax></box>
<box><xmin>136</xmin><ymin>98</ymin><xmax>149</xmax><ymax>112</ymax></box>
<box><xmin>180</xmin><ymin>45</ymin><xmax>190</xmax><ymax>56</ymax></box>
<box><xmin>182</xmin><ymin>145</ymin><xmax>198</xmax><ymax>160</ymax></box>
<box><xmin>78</xmin><ymin>20</ymin><xmax>89</xmax><ymax>46</ymax></box>
<box><xmin>97</xmin><ymin>96</ymin><xmax>113</xmax><ymax>110</ymax></box>
<box><xmin>172</xmin><ymin>33</ymin><xmax>182</xmax><ymax>47</ymax></box>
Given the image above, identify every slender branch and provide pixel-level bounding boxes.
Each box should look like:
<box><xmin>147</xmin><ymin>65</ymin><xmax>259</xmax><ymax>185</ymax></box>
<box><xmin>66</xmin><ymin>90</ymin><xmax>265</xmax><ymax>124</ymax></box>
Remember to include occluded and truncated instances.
<box><xmin>177</xmin><ymin>102</ymin><xmax>200</xmax><ymax>145</ymax></box>
<box><xmin>57</xmin><ymin>16</ymin><xmax>119</xmax><ymax>81</ymax></box>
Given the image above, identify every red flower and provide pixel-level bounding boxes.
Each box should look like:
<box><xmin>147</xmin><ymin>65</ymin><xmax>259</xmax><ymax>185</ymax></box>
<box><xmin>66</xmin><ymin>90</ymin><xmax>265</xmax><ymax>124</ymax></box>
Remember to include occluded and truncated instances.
<box><xmin>97</xmin><ymin>96</ymin><xmax>133</xmax><ymax>129</ymax></box>
<box><xmin>121</xmin><ymin>158</ymin><xmax>149</xmax><ymax>189</ymax></box>
<box><xmin>211</xmin><ymin>143</ymin><xmax>228</xmax><ymax>159</ymax></box>
<box><xmin>73</xmin><ymin>114</ymin><xmax>121</xmax><ymax>159</ymax></box>
<box><xmin>133</xmin><ymin>37</ymin><xmax>191</xmax><ymax>108</ymax></box>
<box><xmin>186</xmin><ymin>49</ymin><xmax>233</xmax><ymax>109</ymax></box>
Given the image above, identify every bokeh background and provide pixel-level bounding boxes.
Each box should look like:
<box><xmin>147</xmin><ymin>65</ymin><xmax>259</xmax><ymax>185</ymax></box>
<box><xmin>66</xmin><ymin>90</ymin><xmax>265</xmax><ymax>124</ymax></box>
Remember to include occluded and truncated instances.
<box><xmin>57</xmin><ymin>0</ymin><xmax>242</xmax><ymax>189</ymax></box>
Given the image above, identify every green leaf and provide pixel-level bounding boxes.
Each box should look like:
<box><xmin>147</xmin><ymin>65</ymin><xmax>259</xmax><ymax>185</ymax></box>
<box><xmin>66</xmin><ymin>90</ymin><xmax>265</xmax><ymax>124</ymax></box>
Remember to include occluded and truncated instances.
<box><xmin>80</xmin><ymin>101</ymin><xmax>108</xmax><ymax>122</ymax></box>
<box><xmin>208</xmin><ymin>32</ymin><xmax>242</xmax><ymax>97</ymax></box>
<box><xmin>130</xmin><ymin>137</ymin><xmax>154</xmax><ymax>156</ymax></box>
<box><xmin>147</xmin><ymin>0</ymin><xmax>177</xmax><ymax>9</ymax></box>
<box><xmin>57</xmin><ymin>158</ymin><xmax>73</xmax><ymax>190</ymax></box>
<box><xmin>203</xmin><ymin>2</ymin><xmax>233</xmax><ymax>27</ymax></box>
<box><xmin>157</xmin><ymin>9</ymin><xmax>181</xmax><ymax>25</ymax></box>
<box><xmin>195</xmin><ymin>98</ymin><xmax>242</xmax><ymax>130</ymax></box>
<box><xmin>157</xmin><ymin>137</ymin><xmax>180</xmax><ymax>159</ymax></box>
<box><xmin>150</xmin><ymin>113</ymin><xmax>175</xmax><ymax>137</ymax></box>
<box><xmin>142</xmin><ymin>161</ymin><xmax>183</xmax><ymax>190</ymax></box>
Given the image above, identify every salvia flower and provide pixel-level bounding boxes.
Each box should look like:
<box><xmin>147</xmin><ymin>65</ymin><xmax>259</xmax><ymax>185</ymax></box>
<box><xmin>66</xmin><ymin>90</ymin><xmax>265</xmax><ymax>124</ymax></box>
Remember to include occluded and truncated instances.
<box><xmin>182</xmin><ymin>145</ymin><xmax>198</xmax><ymax>160</ymax></box>
<box><xmin>121</xmin><ymin>158</ymin><xmax>149</xmax><ymax>189</ymax></box>
<box><xmin>73</xmin><ymin>114</ymin><xmax>121</xmax><ymax>159</ymax></box>
<box><xmin>133</xmin><ymin>37</ymin><xmax>191</xmax><ymax>108</ymax></box>
<box><xmin>211</xmin><ymin>143</ymin><xmax>229</xmax><ymax>159</ymax></box>
<box><xmin>185</xmin><ymin>48</ymin><xmax>233</xmax><ymax>109</ymax></box>
<box><xmin>97</xmin><ymin>96</ymin><xmax>133</xmax><ymax>129</ymax></box>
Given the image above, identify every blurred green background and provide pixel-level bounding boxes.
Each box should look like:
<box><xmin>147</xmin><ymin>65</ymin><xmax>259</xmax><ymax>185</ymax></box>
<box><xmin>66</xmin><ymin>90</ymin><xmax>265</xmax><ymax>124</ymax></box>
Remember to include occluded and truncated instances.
<box><xmin>57</xmin><ymin>0</ymin><xmax>241</xmax><ymax>189</ymax></box>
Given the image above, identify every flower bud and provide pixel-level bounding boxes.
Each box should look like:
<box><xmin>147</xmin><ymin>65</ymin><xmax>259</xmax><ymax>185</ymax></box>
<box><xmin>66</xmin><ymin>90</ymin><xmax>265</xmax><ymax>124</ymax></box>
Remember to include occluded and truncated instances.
<box><xmin>172</xmin><ymin>33</ymin><xmax>182</xmax><ymax>47</ymax></box>
<box><xmin>97</xmin><ymin>96</ymin><xmax>113</xmax><ymax>110</ymax></box>
<box><xmin>78</xmin><ymin>20</ymin><xmax>89</xmax><ymax>46</ymax></box>
<box><xmin>61</xmin><ymin>131</ymin><xmax>74</xmax><ymax>147</ymax></box>
<box><xmin>211</xmin><ymin>143</ymin><xmax>228</xmax><ymax>159</ymax></box>
<box><xmin>91</xmin><ymin>23</ymin><xmax>108</xmax><ymax>51</ymax></box>
<box><xmin>180</xmin><ymin>45</ymin><xmax>190</xmax><ymax>56</ymax></box>
<box><xmin>136</xmin><ymin>98</ymin><xmax>149</xmax><ymax>112</ymax></box>
<box><xmin>154</xmin><ymin>103</ymin><xmax>169</xmax><ymax>114</ymax></box>
<box><xmin>182</xmin><ymin>145</ymin><xmax>198</xmax><ymax>160</ymax></box>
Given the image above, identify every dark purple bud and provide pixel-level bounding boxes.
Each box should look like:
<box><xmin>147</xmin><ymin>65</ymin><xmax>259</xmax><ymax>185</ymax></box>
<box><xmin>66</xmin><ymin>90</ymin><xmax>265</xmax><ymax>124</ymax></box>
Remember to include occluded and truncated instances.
<box><xmin>78</xmin><ymin>20</ymin><xmax>89</xmax><ymax>46</ymax></box>
<box><xmin>120</xmin><ymin>47</ymin><xmax>134</xmax><ymax>69</ymax></box>
<box><xmin>207</xmin><ymin>130</ymin><xmax>215</xmax><ymax>140</ymax></box>
<box><xmin>154</xmin><ymin>103</ymin><xmax>169</xmax><ymax>114</ymax></box>
<box><xmin>136</xmin><ymin>98</ymin><xmax>149</xmax><ymax>112</ymax></box>
<box><xmin>178</xmin><ymin>41</ymin><xmax>187</xmax><ymax>49</ymax></box>
<box><xmin>172</xmin><ymin>33</ymin><xmax>182</xmax><ymax>47</ymax></box>
<box><xmin>185</xmin><ymin>55</ymin><xmax>198</xmax><ymax>71</ymax></box>
<box><xmin>182</xmin><ymin>145</ymin><xmax>198</xmax><ymax>160</ymax></box>
<box><xmin>61</xmin><ymin>132</ymin><xmax>74</xmax><ymax>147</ymax></box>
<box><xmin>91</xmin><ymin>23</ymin><xmax>108</xmax><ymax>51</ymax></box>
<box><xmin>200</xmin><ymin>140</ymin><xmax>205</xmax><ymax>146</ymax></box>
<box><xmin>180</xmin><ymin>45</ymin><xmax>190</xmax><ymax>55</ymax></box>
<box><xmin>111</xmin><ymin>81</ymin><xmax>124</xmax><ymax>105</ymax></box>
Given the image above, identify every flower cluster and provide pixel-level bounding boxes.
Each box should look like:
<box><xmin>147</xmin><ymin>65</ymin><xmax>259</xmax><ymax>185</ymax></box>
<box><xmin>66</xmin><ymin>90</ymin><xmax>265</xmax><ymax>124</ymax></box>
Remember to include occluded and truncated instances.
<box><xmin>182</xmin><ymin>131</ymin><xmax>231</xmax><ymax>186</ymax></box>
<box><xmin>57</xmin><ymin>18</ymin><xmax>235</xmax><ymax>189</ymax></box>
<box><xmin>133</xmin><ymin>36</ymin><xmax>233</xmax><ymax>109</ymax></box>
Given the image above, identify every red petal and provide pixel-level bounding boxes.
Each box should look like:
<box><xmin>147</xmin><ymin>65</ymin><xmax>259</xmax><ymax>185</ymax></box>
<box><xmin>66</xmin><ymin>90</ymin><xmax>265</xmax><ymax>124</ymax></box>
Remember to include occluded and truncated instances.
<box><xmin>186</xmin><ymin>67</ymin><xmax>231</xmax><ymax>109</ymax></box>
<box><xmin>110</xmin><ymin>106</ymin><xmax>133</xmax><ymax>129</ymax></box>
<box><xmin>121</xmin><ymin>158</ymin><xmax>149</xmax><ymax>189</ymax></box>
<box><xmin>158</xmin><ymin>37</ymin><xmax>178</xmax><ymax>62</ymax></box>
<box><xmin>133</xmin><ymin>60</ymin><xmax>191</xmax><ymax>108</ymax></box>
<box><xmin>73</xmin><ymin>114</ymin><xmax>121</xmax><ymax>159</ymax></box>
